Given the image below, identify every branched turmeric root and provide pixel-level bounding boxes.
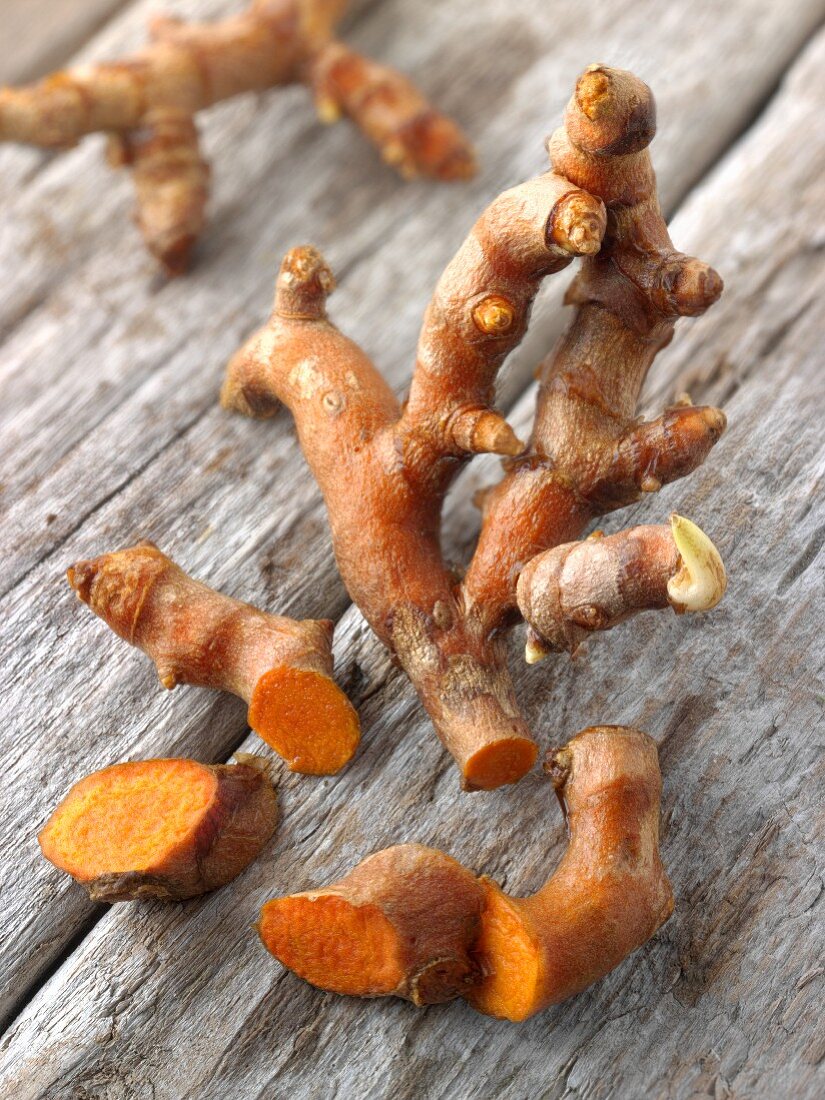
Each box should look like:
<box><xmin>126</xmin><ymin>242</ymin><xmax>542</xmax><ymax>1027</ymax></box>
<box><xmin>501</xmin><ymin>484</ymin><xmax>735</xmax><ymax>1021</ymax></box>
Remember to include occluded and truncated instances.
<box><xmin>39</xmin><ymin>755</ymin><xmax>277</xmax><ymax>902</ymax></box>
<box><xmin>259</xmin><ymin>725</ymin><xmax>671</xmax><ymax>1018</ymax></box>
<box><xmin>68</xmin><ymin>542</ymin><xmax>360</xmax><ymax>774</ymax></box>
<box><xmin>259</xmin><ymin>845</ymin><xmax>484</xmax><ymax>1004</ymax></box>
<box><xmin>224</xmin><ymin>64</ymin><xmax>727</xmax><ymax>788</ymax></box>
<box><xmin>0</xmin><ymin>0</ymin><xmax>474</xmax><ymax>273</ymax></box>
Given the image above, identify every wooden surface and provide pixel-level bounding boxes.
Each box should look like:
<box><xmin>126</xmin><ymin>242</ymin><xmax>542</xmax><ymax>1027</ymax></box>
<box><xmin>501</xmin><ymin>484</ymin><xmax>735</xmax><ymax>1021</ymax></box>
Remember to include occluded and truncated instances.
<box><xmin>1</xmin><ymin>2</ymin><xmax>823</xmax><ymax>1097</ymax></box>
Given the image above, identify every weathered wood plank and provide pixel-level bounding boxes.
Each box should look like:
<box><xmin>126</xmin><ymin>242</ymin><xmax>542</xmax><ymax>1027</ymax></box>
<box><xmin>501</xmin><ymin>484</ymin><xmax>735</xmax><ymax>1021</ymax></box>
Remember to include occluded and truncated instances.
<box><xmin>2</xmin><ymin>0</ymin><xmax>821</xmax><ymax>1031</ymax></box>
<box><xmin>0</xmin><ymin>0</ymin><xmax>132</xmax><ymax>86</ymax></box>
<box><xmin>1</xmin><ymin>21</ymin><xmax>823</xmax><ymax>1100</ymax></box>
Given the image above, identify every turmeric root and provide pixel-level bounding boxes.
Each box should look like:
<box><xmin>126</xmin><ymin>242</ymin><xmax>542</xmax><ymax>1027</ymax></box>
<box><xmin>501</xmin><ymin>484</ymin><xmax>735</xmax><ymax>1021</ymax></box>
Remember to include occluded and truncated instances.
<box><xmin>468</xmin><ymin>726</ymin><xmax>672</xmax><ymax>1020</ymax></box>
<box><xmin>259</xmin><ymin>725</ymin><xmax>672</xmax><ymax>1019</ymax></box>
<box><xmin>0</xmin><ymin>0</ymin><xmax>474</xmax><ymax>274</ymax></box>
<box><xmin>259</xmin><ymin>844</ymin><xmax>484</xmax><ymax>1004</ymax></box>
<box><xmin>68</xmin><ymin>542</ymin><xmax>360</xmax><ymax>775</ymax></box>
<box><xmin>223</xmin><ymin>64</ymin><xmax>727</xmax><ymax>789</ymax></box>
<box><xmin>518</xmin><ymin>514</ymin><xmax>727</xmax><ymax>661</ymax></box>
<box><xmin>39</xmin><ymin>755</ymin><xmax>277</xmax><ymax>902</ymax></box>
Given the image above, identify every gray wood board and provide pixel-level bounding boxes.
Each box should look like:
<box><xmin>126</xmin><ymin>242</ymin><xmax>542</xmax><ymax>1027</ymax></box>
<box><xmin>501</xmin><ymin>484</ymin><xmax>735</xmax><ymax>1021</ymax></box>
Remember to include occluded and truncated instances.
<box><xmin>0</xmin><ymin>2</ymin><xmax>823</xmax><ymax>1097</ymax></box>
<box><xmin>0</xmin><ymin>0</ymin><xmax>132</xmax><ymax>86</ymax></box>
<box><xmin>2</xmin><ymin>0</ymin><xmax>821</xmax><ymax>1030</ymax></box>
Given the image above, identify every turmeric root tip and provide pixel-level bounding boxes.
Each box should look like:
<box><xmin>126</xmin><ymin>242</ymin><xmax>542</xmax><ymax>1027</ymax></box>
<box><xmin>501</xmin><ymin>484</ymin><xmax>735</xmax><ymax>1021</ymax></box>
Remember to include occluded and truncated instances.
<box><xmin>259</xmin><ymin>844</ymin><xmax>484</xmax><ymax>1004</ymax></box>
<box><xmin>248</xmin><ymin>666</ymin><xmax>361</xmax><ymax>775</ymax></box>
<box><xmin>39</xmin><ymin>757</ymin><xmax>277</xmax><ymax>902</ymax></box>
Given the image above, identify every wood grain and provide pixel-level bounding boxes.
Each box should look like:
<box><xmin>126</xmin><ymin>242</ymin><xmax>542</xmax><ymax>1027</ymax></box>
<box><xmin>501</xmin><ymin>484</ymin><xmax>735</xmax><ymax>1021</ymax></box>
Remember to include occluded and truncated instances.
<box><xmin>0</xmin><ymin>1</ymin><xmax>823</xmax><ymax>1096</ymax></box>
<box><xmin>0</xmin><ymin>0</ymin><xmax>132</xmax><ymax>86</ymax></box>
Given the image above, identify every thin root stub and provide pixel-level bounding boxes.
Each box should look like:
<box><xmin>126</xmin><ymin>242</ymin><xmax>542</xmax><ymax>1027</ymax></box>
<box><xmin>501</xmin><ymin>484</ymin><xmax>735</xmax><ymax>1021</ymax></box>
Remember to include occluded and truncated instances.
<box><xmin>39</xmin><ymin>757</ymin><xmax>278</xmax><ymax>902</ymax></box>
<box><xmin>248</xmin><ymin>666</ymin><xmax>361</xmax><ymax>775</ymax></box>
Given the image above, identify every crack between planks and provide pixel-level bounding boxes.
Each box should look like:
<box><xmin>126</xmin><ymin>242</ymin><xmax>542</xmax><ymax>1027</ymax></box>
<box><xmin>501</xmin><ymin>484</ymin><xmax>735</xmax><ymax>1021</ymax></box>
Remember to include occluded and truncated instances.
<box><xmin>0</xmin><ymin>905</ymin><xmax>105</xmax><ymax>1041</ymax></box>
<box><xmin>662</xmin><ymin>14</ymin><xmax>825</xmax><ymax>214</ymax></box>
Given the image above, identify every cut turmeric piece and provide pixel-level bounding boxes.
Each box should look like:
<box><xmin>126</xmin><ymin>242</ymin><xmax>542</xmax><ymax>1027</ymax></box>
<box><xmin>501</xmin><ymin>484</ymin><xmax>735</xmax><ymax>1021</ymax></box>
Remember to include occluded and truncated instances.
<box><xmin>260</xmin><ymin>726</ymin><xmax>673</xmax><ymax>1020</ymax></box>
<box><xmin>467</xmin><ymin>727</ymin><xmax>674</xmax><ymax>1020</ymax></box>
<box><xmin>462</xmin><ymin>736</ymin><xmax>539</xmax><ymax>792</ymax></box>
<box><xmin>248</xmin><ymin>666</ymin><xmax>360</xmax><ymax>775</ymax></box>
<box><xmin>68</xmin><ymin>542</ymin><xmax>360</xmax><ymax>775</ymax></box>
<box><xmin>39</xmin><ymin>756</ymin><xmax>277</xmax><ymax>902</ymax></box>
<box><xmin>259</xmin><ymin>844</ymin><xmax>484</xmax><ymax>1004</ymax></box>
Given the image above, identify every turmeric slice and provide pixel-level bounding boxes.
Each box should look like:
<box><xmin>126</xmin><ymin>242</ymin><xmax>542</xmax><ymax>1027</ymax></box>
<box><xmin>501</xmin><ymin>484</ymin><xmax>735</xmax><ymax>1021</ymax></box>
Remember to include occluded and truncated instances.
<box><xmin>39</xmin><ymin>756</ymin><xmax>277</xmax><ymax>902</ymax></box>
<box><xmin>68</xmin><ymin>542</ymin><xmax>360</xmax><ymax>775</ymax></box>
<box><xmin>259</xmin><ymin>844</ymin><xmax>484</xmax><ymax>1004</ymax></box>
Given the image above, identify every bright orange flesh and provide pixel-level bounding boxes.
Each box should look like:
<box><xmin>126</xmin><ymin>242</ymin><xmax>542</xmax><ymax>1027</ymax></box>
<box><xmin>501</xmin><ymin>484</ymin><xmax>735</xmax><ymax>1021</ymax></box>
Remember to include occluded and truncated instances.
<box><xmin>248</xmin><ymin>667</ymin><xmax>360</xmax><ymax>775</ymax></box>
<box><xmin>259</xmin><ymin>895</ymin><xmax>405</xmax><ymax>996</ymax></box>
<box><xmin>463</xmin><ymin>738</ymin><xmax>538</xmax><ymax>790</ymax></box>
<box><xmin>465</xmin><ymin>882</ymin><xmax>539</xmax><ymax>1021</ymax></box>
<box><xmin>38</xmin><ymin>759</ymin><xmax>216</xmax><ymax>881</ymax></box>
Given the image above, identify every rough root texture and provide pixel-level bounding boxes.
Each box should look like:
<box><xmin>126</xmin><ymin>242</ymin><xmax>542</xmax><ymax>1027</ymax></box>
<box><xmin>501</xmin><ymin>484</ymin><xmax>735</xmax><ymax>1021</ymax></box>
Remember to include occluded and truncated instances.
<box><xmin>68</xmin><ymin>542</ymin><xmax>360</xmax><ymax>774</ymax></box>
<box><xmin>0</xmin><ymin>0</ymin><xmax>475</xmax><ymax>273</ymax></box>
<box><xmin>468</xmin><ymin>726</ymin><xmax>673</xmax><ymax>1020</ymax></box>
<box><xmin>260</xmin><ymin>726</ymin><xmax>672</xmax><ymax>1019</ymax></box>
<box><xmin>223</xmin><ymin>63</ymin><xmax>727</xmax><ymax>789</ymax></box>
<box><xmin>39</xmin><ymin>756</ymin><xmax>278</xmax><ymax>901</ymax></box>
<box><xmin>517</xmin><ymin>514</ymin><xmax>727</xmax><ymax>660</ymax></box>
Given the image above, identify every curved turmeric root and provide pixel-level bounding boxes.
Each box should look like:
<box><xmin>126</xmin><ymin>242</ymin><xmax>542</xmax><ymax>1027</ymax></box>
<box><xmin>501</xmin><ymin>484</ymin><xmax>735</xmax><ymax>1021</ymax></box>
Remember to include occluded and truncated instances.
<box><xmin>518</xmin><ymin>515</ymin><xmax>727</xmax><ymax>661</ymax></box>
<box><xmin>258</xmin><ymin>844</ymin><xmax>484</xmax><ymax>1004</ymax></box>
<box><xmin>0</xmin><ymin>1</ymin><xmax>474</xmax><ymax>273</ymax></box>
<box><xmin>225</xmin><ymin>64</ymin><xmax>726</xmax><ymax>789</ymax></box>
<box><xmin>68</xmin><ymin>542</ymin><xmax>360</xmax><ymax>775</ymax></box>
<box><xmin>260</xmin><ymin>726</ymin><xmax>672</xmax><ymax>1020</ymax></box>
<box><xmin>39</xmin><ymin>755</ymin><xmax>277</xmax><ymax>902</ymax></box>
<box><xmin>468</xmin><ymin>726</ymin><xmax>672</xmax><ymax>1020</ymax></box>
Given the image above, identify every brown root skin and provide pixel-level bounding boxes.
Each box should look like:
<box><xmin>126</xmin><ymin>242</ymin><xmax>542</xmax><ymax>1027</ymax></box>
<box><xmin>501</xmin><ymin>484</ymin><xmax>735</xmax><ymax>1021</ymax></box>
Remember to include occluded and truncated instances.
<box><xmin>467</xmin><ymin>726</ymin><xmax>673</xmax><ymax>1021</ymax></box>
<box><xmin>463</xmin><ymin>64</ymin><xmax>726</xmax><ymax>630</ymax></box>
<box><xmin>39</xmin><ymin>756</ymin><xmax>277</xmax><ymax>902</ymax></box>
<box><xmin>109</xmin><ymin>109</ymin><xmax>210</xmax><ymax>277</ymax></box>
<box><xmin>0</xmin><ymin>0</ymin><xmax>474</xmax><ymax>273</ymax></box>
<box><xmin>259</xmin><ymin>844</ymin><xmax>485</xmax><ymax>1004</ymax></box>
<box><xmin>68</xmin><ymin>542</ymin><xmax>360</xmax><ymax>775</ymax></box>
<box><xmin>261</xmin><ymin>727</ymin><xmax>672</xmax><ymax>1019</ymax></box>
<box><xmin>224</xmin><ymin>64</ymin><xmax>726</xmax><ymax>789</ymax></box>
<box><xmin>518</xmin><ymin>515</ymin><xmax>727</xmax><ymax>659</ymax></box>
